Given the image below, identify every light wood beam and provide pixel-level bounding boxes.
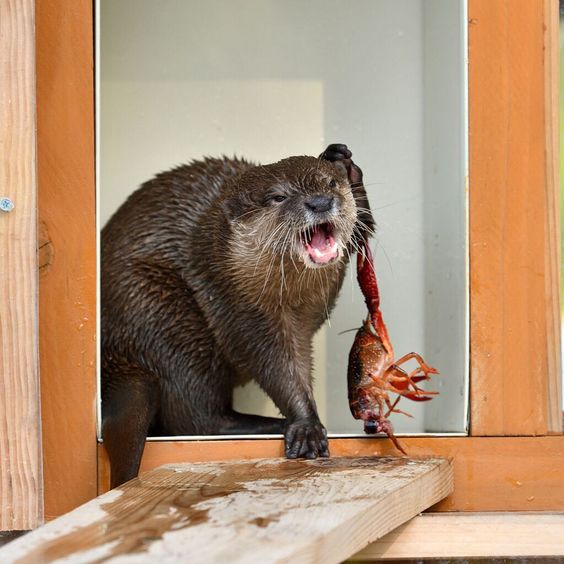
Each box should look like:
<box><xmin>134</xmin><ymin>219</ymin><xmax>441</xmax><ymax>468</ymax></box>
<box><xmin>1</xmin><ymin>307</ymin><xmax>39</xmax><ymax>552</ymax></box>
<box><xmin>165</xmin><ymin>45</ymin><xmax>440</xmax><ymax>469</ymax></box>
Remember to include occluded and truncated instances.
<box><xmin>0</xmin><ymin>0</ymin><xmax>42</xmax><ymax>531</ymax></box>
<box><xmin>353</xmin><ymin>512</ymin><xmax>564</xmax><ymax>560</ymax></box>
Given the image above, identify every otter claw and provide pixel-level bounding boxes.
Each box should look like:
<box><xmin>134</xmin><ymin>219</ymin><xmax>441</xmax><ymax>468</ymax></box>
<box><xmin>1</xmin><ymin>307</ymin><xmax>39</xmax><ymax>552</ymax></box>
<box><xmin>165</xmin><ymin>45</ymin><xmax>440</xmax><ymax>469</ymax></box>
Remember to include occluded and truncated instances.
<box><xmin>285</xmin><ymin>418</ymin><xmax>329</xmax><ymax>459</ymax></box>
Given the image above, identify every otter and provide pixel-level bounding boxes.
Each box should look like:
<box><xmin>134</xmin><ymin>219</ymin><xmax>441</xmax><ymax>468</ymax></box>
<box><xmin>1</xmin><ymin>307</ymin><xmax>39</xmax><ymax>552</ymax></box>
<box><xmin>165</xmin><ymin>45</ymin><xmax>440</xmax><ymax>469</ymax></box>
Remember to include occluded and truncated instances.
<box><xmin>102</xmin><ymin>144</ymin><xmax>374</xmax><ymax>487</ymax></box>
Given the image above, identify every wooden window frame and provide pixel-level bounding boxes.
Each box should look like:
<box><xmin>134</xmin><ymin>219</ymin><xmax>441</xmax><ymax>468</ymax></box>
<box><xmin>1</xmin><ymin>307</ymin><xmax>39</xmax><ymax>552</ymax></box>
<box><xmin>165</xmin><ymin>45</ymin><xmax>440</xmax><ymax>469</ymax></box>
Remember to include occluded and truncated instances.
<box><xmin>35</xmin><ymin>0</ymin><xmax>563</xmax><ymax>521</ymax></box>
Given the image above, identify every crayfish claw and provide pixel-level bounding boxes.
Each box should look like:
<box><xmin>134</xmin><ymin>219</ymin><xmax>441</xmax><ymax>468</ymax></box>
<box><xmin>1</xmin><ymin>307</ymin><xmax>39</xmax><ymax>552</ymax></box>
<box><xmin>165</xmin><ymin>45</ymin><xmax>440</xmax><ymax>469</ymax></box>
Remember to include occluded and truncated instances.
<box><xmin>401</xmin><ymin>393</ymin><xmax>435</xmax><ymax>402</ymax></box>
<box><xmin>410</xmin><ymin>374</ymin><xmax>432</xmax><ymax>384</ymax></box>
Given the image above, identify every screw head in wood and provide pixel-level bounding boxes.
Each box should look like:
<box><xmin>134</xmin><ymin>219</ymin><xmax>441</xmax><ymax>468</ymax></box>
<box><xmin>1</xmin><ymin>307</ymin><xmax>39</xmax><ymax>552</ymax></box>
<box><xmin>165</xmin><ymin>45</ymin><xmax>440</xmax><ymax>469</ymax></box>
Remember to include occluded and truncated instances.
<box><xmin>0</xmin><ymin>197</ymin><xmax>14</xmax><ymax>212</ymax></box>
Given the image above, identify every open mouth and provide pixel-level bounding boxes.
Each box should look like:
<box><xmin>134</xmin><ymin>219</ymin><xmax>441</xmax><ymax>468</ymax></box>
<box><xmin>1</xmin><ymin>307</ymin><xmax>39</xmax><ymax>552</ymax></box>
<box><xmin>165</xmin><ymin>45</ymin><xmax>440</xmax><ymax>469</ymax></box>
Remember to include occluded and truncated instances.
<box><xmin>301</xmin><ymin>222</ymin><xmax>339</xmax><ymax>264</ymax></box>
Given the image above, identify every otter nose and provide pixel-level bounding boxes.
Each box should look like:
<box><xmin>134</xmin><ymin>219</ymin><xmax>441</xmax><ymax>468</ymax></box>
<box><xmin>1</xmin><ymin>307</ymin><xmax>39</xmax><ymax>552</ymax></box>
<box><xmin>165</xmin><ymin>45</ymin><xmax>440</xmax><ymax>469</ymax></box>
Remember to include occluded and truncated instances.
<box><xmin>304</xmin><ymin>194</ymin><xmax>335</xmax><ymax>214</ymax></box>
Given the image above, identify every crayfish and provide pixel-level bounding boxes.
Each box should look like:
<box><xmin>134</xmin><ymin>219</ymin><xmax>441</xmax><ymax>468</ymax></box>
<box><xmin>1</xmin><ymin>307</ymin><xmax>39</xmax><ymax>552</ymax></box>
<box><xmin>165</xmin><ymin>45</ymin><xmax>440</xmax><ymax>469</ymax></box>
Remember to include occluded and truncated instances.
<box><xmin>347</xmin><ymin>237</ymin><xmax>439</xmax><ymax>454</ymax></box>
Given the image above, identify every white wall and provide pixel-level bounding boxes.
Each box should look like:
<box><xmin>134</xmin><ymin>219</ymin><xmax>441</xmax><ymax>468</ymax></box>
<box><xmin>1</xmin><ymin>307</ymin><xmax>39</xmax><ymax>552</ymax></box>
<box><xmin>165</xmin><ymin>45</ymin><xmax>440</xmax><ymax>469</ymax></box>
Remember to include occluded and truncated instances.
<box><xmin>100</xmin><ymin>0</ymin><xmax>467</xmax><ymax>434</ymax></box>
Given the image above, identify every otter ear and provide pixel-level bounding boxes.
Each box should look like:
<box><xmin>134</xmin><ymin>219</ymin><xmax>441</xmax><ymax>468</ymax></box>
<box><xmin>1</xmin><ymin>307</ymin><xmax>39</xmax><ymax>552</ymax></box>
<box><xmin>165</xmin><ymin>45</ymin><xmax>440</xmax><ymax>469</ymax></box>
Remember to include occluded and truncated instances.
<box><xmin>222</xmin><ymin>197</ymin><xmax>247</xmax><ymax>222</ymax></box>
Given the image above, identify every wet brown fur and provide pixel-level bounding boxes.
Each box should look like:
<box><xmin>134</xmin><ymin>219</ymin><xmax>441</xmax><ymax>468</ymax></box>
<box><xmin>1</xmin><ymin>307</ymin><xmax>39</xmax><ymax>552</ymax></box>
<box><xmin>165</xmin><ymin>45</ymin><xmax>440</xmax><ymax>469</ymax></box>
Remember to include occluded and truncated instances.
<box><xmin>102</xmin><ymin>150</ymin><xmax>373</xmax><ymax>487</ymax></box>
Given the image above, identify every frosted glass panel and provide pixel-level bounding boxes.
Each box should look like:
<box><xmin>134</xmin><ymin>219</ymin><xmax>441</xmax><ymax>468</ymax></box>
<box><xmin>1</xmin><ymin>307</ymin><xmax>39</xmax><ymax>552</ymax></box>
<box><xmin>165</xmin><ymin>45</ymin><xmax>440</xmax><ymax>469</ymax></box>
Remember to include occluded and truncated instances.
<box><xmin>100</xmin><ymin>0</ymin><xmax>468</xmax><ymax>434</ymax></box>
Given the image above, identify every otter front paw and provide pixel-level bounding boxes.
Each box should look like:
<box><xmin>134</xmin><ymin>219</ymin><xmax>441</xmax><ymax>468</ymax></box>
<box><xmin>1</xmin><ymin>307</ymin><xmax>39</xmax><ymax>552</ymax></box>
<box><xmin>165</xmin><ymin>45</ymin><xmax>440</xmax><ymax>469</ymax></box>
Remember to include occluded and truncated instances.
<box><xmin>320</xmin><ymin>143</ymin><xmax>363</xmax><ymax>186</ymax></box>
<box><xmin>320</xmin><ymin>143</ymin><xmax>352</xmax><ymax>162</ymax></box>
<box><xmin>284</xmin><ymin>418</ymin><xmax>330</xmax><ymax>459</ymax></box>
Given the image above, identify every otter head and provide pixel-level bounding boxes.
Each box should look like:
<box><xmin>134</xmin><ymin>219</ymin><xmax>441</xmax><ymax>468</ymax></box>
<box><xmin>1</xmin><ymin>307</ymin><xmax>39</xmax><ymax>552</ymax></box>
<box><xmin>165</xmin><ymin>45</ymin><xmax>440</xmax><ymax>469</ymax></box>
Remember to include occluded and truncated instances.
<box><xmin>223</xmin><ymin>156</ymin><xmax>358</xmax><ymax>269</ymax></box>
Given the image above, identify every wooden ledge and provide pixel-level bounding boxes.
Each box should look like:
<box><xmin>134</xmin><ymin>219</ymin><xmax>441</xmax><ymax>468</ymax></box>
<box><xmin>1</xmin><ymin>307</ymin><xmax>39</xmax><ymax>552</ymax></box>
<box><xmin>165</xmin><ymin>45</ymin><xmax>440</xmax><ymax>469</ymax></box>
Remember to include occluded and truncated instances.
<box><xmin>0</xmin><ymin>457</ymin><xmax>452</xmax><ymax>563</ymax></box>
<box><xmin>98</xmin><ymin>435</ymin><xmax>564</xmax><ymax>512</ymax></box>
<box><xmin>353</xmin><ymin>512</ymin><xmax>564</xmax><ymax>560</ymax></box>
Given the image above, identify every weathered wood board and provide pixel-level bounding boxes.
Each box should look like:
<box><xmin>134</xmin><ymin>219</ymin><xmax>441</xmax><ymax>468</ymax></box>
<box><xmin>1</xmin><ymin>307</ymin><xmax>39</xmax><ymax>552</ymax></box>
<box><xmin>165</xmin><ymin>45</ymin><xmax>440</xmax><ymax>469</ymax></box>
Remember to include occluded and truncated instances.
<box><xmin>0</xmin><ymin>456</ymin><xmax>452</xmax><ymax>563</ymax></box>
<box><xmin>353</xmin><ymin>512</ymin><xmax>564</xmax><ymax>560</ymax></box>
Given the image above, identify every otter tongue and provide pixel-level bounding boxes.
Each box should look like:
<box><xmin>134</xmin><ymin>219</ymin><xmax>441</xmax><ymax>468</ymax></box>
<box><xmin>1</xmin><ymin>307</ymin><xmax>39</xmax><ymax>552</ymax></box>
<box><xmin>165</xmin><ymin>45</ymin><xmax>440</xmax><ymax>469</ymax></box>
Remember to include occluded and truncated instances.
<box><xmin>307</xmin><ymin>227</ymin><xmax>338</xmax><ymax>264</ymax></box>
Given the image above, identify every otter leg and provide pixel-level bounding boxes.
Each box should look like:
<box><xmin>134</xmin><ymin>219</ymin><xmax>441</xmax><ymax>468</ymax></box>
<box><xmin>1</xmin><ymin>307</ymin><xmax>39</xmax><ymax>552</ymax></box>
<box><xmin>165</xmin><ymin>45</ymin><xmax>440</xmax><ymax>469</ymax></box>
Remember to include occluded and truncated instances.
<box><xmin>218</xmin><ymin>411</ymin><xmax>284</xmax><ymax>434</ymax></box>
<box><xmin>142</xmin><ymin>284</ymin><xmax>285</xmax><ymax>437</ymax></box>
<box><xmin>210</xmin><ymin>307</ymin><xmax>330</xmax><ymax>459</ymax></box>
<box><xmin>102</xmin><ymin>366</ymin><xmax>158</xmax><ymax>489</ymax></box>
<box><xmin>157</xmin><ymin>358</ymin><xmax>285</xmax><ymax>436</ymax></box>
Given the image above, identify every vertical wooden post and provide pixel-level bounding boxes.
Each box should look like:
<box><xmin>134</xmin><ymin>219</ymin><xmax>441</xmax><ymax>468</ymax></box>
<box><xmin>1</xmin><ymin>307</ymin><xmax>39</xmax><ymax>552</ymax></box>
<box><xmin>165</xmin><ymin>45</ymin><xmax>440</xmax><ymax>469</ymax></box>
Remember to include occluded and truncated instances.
<box><xmin>0</xmin><ymin>0</ymin><xmax>42</xmax><ymax>530</ymax></box>
<box><xmin>469</xmin><ymin>0</ymin><xmax>551</xmax><ymax>436</ymax></box>
<box><xmin>36</xmin><ymin>0</ymin><xmax>98</xmax><ymax>519</ymax></box>
<box><xmin>543</xmin><ymin>0</ymin><xmax>562</xmax><ymax>434</ymax></box>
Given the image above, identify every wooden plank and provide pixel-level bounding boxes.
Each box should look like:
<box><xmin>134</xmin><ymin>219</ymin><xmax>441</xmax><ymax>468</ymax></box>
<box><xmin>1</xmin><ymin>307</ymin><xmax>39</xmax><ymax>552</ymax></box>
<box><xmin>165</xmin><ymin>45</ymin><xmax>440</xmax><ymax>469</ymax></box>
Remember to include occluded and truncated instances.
<box><xmin>35</xmin><ymin>0</ymin><xmax>98</xmax><ymax>520</ymax></box>
<box><xmin>469</xmin><ymin>0</ymin><xmax>551</xmax><ymax>435</ymax></box>
<box><xmin>0</xmin><ymin>0</ymin><xmax>42</xmax><ymax>530</ymax></box>
<box><xmin>543</xmin><ymin>0</ymin><xmax>563</xmax><ymax>434</ymax></box>
<box><xmin>99</xmin><ymin>435</ymin><xmax>564</xmax><ymax>512</ymax></box>
<box><xmin>0</xmin><ymin>457</ymin><xmax>452</xmax><ymax>563</ymax></box>
<box><xmin>352</xmin><ymin>512</ymin><xmax>564</xmax><ymax>560</ymax></box>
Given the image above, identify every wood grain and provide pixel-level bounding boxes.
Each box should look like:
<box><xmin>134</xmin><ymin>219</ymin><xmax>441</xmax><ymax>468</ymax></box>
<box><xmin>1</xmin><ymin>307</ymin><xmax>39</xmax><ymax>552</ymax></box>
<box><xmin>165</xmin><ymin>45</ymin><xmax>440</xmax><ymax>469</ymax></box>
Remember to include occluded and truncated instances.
<box><xmin>543</xmin><ymin>0</ymin><xmax>563</xmax><ymax>434</ymax></box>
<box><xmin>0</xmin><ymin>457</ymin><xmax>452</xmax><ymax>563</ymax></box>
<box><xmin>35</xmin><ymin>0</ymin><xmax>98</xmax><ymax>520</ymax></box>
<box><xmin>98</xmin><ymin>435</ymin><xmax>564</xmax><ymax>512</ymax></box>
<box><xmin>469</xmin><ymin>0</ymin><xmax>552</xmax><ymax>435</ymax></box>
<box><xmin>0</xmin><ymin>0</ymin><xmax>42</xmax><ymax>531</ymax></box>
<box><xmin>37</xmin><ymin>220</ymin><xmax>53</xmax><ymax>275</ymax></box>
<box><xmin>352</xmin><ymin>512</ymin><xmax>564</xmax><ymax>560</ymax></box>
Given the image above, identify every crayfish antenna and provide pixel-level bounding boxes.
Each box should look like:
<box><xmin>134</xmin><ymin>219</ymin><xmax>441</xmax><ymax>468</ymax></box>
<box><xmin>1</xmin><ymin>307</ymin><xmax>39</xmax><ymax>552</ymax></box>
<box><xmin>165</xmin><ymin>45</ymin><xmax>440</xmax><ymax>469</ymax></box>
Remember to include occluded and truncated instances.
<box><xmin>390</xmin><ymin>407</ymin><xmax>414</xmax><ymax>418</ymax></box>
<box><xmin>382</xmin><ymin>425</ymin><xmax>407</xmax><ymax>455</ymax></box>
<box><xmin>384</xmin><ymin>396</ymin><xmax>414</xmax><ymax>419</ymax></box>
<box><xmin>368</xmin><ymin>416</ymin><xmax>408</xmax><ymax>456</ymax></box>
<box><xmin>389</xmin><ymin>434</ymin><xmax>408</xmax><ymax>456</ymax></box>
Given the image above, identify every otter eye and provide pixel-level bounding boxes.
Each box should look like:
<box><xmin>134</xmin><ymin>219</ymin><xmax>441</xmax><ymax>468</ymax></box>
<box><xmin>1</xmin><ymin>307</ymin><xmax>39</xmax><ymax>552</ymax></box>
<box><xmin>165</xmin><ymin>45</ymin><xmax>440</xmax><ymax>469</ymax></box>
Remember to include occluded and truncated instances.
<box><xmin>329</xmin><ymin>179</ymin><xmax>337</xmax><ymax>188</ymax></box>
<box><xmin>271</xmin><ymin>195</ymin><xmax>287</xmax><ymax>203</ymax></box>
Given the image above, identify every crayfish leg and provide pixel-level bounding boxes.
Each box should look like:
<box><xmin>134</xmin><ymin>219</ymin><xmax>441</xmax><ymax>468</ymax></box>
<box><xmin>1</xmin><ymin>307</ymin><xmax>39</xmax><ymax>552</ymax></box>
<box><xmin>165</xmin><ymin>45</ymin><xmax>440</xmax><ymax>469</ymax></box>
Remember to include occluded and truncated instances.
<box><xmin>386</xmin><ymin>366</ymin><xmax>438</xmax><ymax>399</ymax></box>
<box><xmin>392</xmin><ymin>352</ymin><xmax>440</xmax><ymax>376</ymax></box>
<box><xmin>384</xmin><ymin>395</ymin><xmax>414</xmax><ymax>419</ymax></box>
<box><xmin>390</xmin><ymin>405</ymin><xmax>416</xmax><ymax>418</ymax></box>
